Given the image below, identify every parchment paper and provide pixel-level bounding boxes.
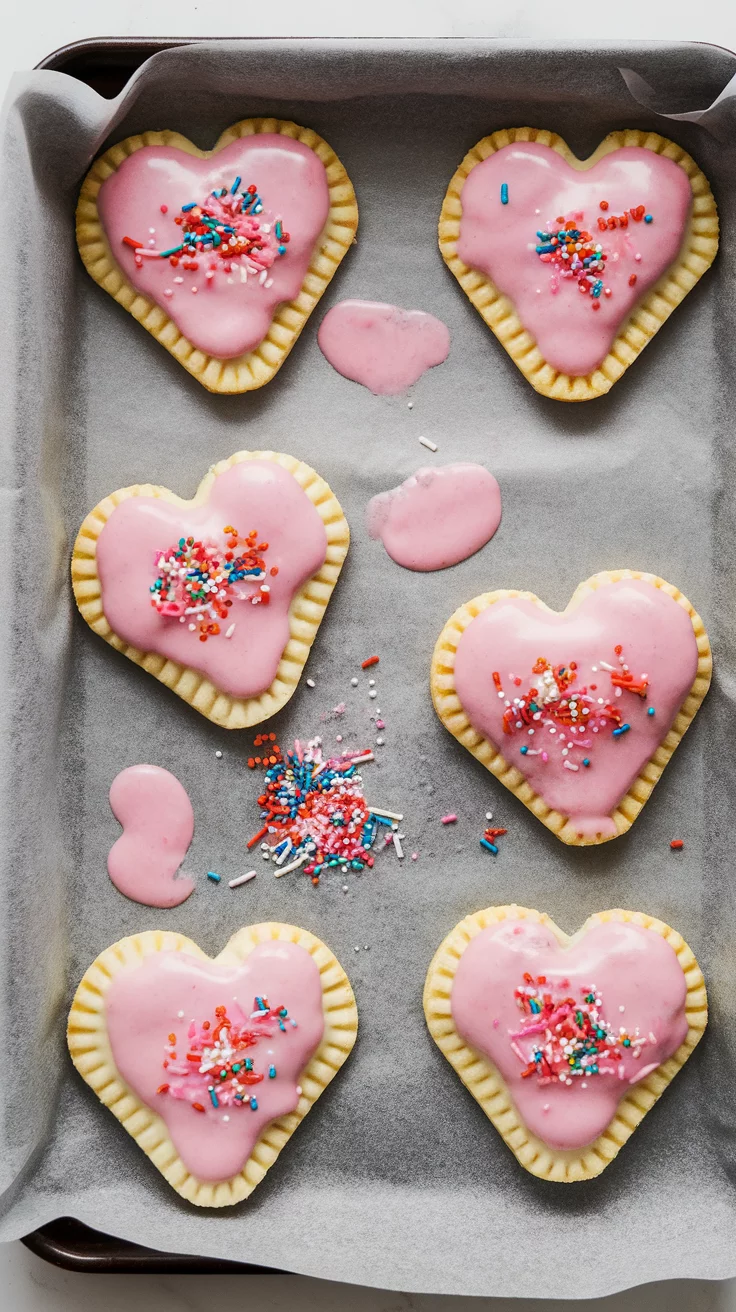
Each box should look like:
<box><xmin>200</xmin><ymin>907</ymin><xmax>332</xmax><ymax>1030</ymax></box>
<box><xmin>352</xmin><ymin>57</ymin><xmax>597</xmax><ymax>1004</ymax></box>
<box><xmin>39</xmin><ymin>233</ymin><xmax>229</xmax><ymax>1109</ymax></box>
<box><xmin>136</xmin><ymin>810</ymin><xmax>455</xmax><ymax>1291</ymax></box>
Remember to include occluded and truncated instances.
<box><xmin>1</xmin><ymin>38</ymin><xmax>736</xmax><ymax>1298</ymax></box>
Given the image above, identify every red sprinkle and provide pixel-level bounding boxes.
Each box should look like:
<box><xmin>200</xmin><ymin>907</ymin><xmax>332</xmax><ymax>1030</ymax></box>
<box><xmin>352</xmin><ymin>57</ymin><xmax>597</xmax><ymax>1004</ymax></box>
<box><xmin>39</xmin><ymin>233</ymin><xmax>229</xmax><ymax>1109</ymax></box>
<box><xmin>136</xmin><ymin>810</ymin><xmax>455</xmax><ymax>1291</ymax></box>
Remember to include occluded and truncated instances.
<box><xmin>122</xmin><ymin>236</ymin><xmax>142</xmax><ymax>249</ymax></box>
<box><xmin>629</xmin><ymin>274</ymin><xmax>638</xmax><ymax>287</ymax></box>
<box><xmin>670</xmin><ymin>839</ymin><xmax>684</xmax><ymax>850</ymax></box>
<box><xmin>599</xmin><ymin>200</ymin><xmax>609</xmax><ymax>211</ymax></box>
<box><xmin>362</xmin><ymin>656</ymin><xmax>380</xmax><ymax>669</ymax></box>
<box><xmin>160</xmin><ymin>204</ymin><xmax>168</xmax><ymax>214</ymax></box>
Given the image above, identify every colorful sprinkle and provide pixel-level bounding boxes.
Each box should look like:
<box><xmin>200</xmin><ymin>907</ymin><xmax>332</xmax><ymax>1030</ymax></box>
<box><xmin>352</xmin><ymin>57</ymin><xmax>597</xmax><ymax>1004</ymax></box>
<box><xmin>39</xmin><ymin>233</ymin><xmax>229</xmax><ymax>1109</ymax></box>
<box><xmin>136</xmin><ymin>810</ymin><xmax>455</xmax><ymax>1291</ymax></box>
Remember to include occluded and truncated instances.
<box><xmin>513</xmin><ymin>974</ymin><xmax>654</xmax><ymax>1086</ymax></box>
<box><xmin>149</xmin><ymin>526</ymin><xmax>270</xmax><ymax>641</ymax></box>
<box><xmin>362</xmin><ymin>656</ymin><xmax>380</xmax><ymax>669</ymax></box>
<box><xmin>206</xmin><ymin>871</ymin><xmax>221</xmax><ymax>883</ymax></box>
<box><xmin>500</xmin><ymin>183</ymin><xmax>509</xmax><ymax>205</ymax></box>
<box><xmin>533</xmin><ymin>204</ymin><xmax>653</xmax><ymax>307</ymax></box>
<box><xmin>159</xmin><ymin>1001</ymin><xmax>296</xmax><ymax>1114</ymax></box>
<box><xmin>670</xmin><ymin>839</ymin><xmax>684</xmax><ymax>850</ymax></box>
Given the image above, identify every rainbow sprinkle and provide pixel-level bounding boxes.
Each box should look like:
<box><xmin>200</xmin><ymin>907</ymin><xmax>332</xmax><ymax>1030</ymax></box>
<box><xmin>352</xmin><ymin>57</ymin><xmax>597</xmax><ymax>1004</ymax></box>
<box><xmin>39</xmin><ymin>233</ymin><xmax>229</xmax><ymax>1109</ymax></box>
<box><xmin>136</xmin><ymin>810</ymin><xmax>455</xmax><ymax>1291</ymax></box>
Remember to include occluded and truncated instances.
<box><xmin>150</xmin><ymin>525</ymin><xmax>274</xmax><ymax>641</ymax></box>
<box><xmin>157</xmin><ymin>1000</ymin><xmax>296</xmax><ymax>1113</ymax></box>
<box><xmin>534</xmin><ymin>202</ymin><xmax>653</xmax><ymax>307</ymax></box>
<box><xmin>512</xmin><ymin>973</ymin><xmax>654</xmax><ymax>1086</ymax></box>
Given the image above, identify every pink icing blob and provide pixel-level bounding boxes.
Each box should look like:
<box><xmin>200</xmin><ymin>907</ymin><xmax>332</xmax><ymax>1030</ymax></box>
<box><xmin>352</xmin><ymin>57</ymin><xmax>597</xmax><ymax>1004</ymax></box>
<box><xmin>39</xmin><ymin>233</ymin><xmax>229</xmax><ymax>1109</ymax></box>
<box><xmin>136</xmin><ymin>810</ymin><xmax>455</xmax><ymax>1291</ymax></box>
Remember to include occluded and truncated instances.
<box><xmin>453</xmin><ymin>579</ymin><xmax>699</xmax><ymax>839</ymax></box>
<box><xmin>366</xmin><ymin>464</ymin><xmax>501</xmax><ymax>571</ymax></box>
<box><xmin>317</xmin><ymin>300</ymin><xmax>450</xmax><ymax>394</ymax></box>
<box><xmin>96</xmin><ymin>461</ymin><xmax>328</xmax><ymax>701</ymax></box>
<box><xmin>451</xmin><ymin>917</ymin><xmax>688</xmax><ymax>1152</ymax></box>
<box><xmin>457</xmin><ymin>143</ymin><xmax>692</xmax><ymax>376</ymax></box>
<box><xmin>105</xmin><ymin>943</ymin><xmax>325</xmax><ymax>1182</ymax></box>
<box><xmin>108</xmin><ymin>765</ymin><xmax>195</xmax><ymax>909</ymax></box>
<box><xmin>97</xmin><ymin>136</ymin><xmax>330</xmax><ymax>358</ymax></box>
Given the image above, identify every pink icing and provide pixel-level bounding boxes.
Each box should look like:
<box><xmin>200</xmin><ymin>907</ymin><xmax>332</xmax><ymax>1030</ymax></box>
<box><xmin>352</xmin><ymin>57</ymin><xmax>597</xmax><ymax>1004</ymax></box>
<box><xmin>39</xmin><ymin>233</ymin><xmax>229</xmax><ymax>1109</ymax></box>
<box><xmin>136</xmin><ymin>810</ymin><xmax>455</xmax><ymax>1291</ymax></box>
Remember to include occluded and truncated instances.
<box><xmin>108</xmin><ymin>765</ymin><xmax>195</xmax><ymax>908</ymax></box>
<box><xmin>451</xmin><ymin>917</ymin><xmax>688</xmax><ymax>1151</ymax></box>
<box><xmin>457</xmin><ymin>143</ymin><xmax>692</xmax><ymax>376</ymax></box>
<box><xmin>97</xmin><ymin>136</ymin><xmax>330</xmax><ymax>358</ymax></box>
<box><xmin>105</xmin><ymin>942</ymin><xmax>324</xmax><ymax>1181</ymax></box>
<box><xmin>317</xmin><ymin>300</ymin><xmax>450</xmax><ymax>394</ymax></box>
<box><xmin>366</xmin><ymin>464</ymin><xmax>501</xmax><ymax>571</ymax></box>
<box><xmin>453</xmin><ymin>579</ymin><xmax>699</xmax><ymax>838</ymax></box>
<box><xmin>95</xmin><ymin>461</ymin><xmax>328</xmax><ymax>701</ymax></box>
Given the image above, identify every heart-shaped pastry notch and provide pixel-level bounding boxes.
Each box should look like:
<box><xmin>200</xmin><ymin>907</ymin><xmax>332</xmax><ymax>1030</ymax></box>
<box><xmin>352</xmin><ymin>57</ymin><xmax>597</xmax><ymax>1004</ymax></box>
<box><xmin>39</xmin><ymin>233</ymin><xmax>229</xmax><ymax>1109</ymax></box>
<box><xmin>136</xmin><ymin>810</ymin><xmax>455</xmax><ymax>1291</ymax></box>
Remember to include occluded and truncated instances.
<box><xmin>431</xmin><ymin>570</ymin><xmax>711</xmax><ymax>844</ymax></box>
<box><xmin>439</xmin><ymin>128</ymin><xmax>718</xmax><ymax>400</ymax></box>
<box><xmin>424</xmin><ymin>905</ymin><xmax>707</xmax><ymax>1181</ymax></box>
<box><xmin>68</xmin><ymin>923</ymin><xmax>358</xmax><ymax>1207</ymax></box>
<box><xmin>76</xmin><ymin>118</ymin><xmax>358</xmax><ymax>393</ymax></box>
<box><xmin>72</xmin><ymin>450</ymin><xmax>350</xmax><ymax>728</ymax></box>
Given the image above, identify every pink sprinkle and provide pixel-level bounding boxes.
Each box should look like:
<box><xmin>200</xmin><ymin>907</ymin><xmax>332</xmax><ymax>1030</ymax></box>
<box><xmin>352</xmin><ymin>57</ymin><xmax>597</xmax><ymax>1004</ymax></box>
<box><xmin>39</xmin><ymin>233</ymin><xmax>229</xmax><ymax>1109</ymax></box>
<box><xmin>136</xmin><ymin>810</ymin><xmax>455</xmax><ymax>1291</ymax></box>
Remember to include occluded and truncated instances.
<box><xmin>441</xmin><ymin>814</ymin><xmax>457</xmax><ymax>824</ymax></box>
<box><xmin>375</xmin><ymin>719</ymin><xmax>385</xmax><ymax>729</ymax></box>
<box><xmin>336</xmin><ymin>735</ymin><xmax>343</xmax><ymax>743</ymax></box>
<box><xmin>160</xmin><ymin>204</ymin><xmax>168</xmax><ymax>213</ymax></box>
<box><xmin>333</xmin><ymin>703</ymin><xmax>346</xmax><ymax>716</ymax></box>
<box><xmin>411</xmin><ymin>852</ymin><xmax>418</xmax><ymax>861</ymax></box>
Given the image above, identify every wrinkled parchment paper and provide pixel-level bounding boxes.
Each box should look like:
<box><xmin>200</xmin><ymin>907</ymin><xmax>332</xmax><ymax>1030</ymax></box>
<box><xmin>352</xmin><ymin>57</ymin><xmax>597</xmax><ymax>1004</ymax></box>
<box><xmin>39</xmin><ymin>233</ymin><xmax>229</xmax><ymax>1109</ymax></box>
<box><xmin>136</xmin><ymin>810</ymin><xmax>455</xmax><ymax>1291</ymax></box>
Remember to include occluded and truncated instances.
<box><xmin>2</xmin><ymin>39</ymin><xmax>736</xmax><ymax>1297</ymax></box>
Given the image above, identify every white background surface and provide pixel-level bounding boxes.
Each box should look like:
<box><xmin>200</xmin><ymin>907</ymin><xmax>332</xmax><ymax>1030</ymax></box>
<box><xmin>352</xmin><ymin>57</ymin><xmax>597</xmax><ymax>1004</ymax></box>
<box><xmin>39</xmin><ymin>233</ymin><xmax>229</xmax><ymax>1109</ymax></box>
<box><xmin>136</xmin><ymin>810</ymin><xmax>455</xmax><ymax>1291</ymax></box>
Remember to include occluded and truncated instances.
<box><xmin>3</xmin><ymin>1</ymin><xmax>736</xmax><ymax>1307</ymax></box>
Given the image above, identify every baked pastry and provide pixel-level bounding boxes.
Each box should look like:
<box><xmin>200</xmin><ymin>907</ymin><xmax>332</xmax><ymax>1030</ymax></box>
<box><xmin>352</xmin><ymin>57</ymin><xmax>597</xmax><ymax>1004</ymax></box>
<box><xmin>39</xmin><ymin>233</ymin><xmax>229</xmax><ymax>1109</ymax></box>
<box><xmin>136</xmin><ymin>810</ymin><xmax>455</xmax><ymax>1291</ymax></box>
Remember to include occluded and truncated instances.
<box><xmin>424</xmin><ymin>904</ymin><xmax>706</xmax><ymax>1181</ymax></box>
<box><xmin>439</xmin><ymin>128</ymin><xmax>718</xmax><ymax>400</ymax></box>
<box><xmin>431</xmin><ymin>570</ymin><xmax>711</xmax><ymax>844</ymax></box>
<box><xmin>76</xmin><ymin>118</ymin><xmax>358</xmax><ymax>392</ymax></box>
<box><xmin>72</xmin><ymin>450</ymin><xmax>349</xmax><ymax>728</ymax></box>
<box><xmin>68</xmin><ymin>922</ymin><xmax>358</xmax><ymax>1206</ymax></box>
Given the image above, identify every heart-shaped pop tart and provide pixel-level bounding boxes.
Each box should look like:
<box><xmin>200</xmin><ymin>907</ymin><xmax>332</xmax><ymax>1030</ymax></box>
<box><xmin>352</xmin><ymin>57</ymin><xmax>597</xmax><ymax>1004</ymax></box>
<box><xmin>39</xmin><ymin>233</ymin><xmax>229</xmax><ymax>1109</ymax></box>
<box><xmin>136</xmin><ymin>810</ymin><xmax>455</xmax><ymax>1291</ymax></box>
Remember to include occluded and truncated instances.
<box><xmin>72</xmin><ymin>450</ymin><xmax>349</xmax><ymax>728</ymax></box>
<box><xmin>431</xmin><ymin>570</ymin><xmax>711</xmax><ymax>844</ymax></box>
<box><xmin>439</xmin><ymin>128</ymin><xmax>718</xmax><ymax>400</ymax></box>
<box><xmin>76</xmin><ymin>118</ymin><xmax>358</xmax><ymax>392</ymax></box>
<box><xmin>68</xmin><ymin>923</ymin><xmax>358</xmax><ymax>1207</ymax></box>
<box><xmin>424</xmin><ymin>905</ymin><xmax>706</xmax><ymax>1181</ymax></box>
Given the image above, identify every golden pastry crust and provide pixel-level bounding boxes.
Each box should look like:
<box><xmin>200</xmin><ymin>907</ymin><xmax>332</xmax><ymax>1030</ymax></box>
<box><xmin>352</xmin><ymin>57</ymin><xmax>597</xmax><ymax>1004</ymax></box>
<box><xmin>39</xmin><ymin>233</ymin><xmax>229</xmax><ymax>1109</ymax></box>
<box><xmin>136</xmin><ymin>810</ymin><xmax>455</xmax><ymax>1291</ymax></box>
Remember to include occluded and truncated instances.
<box><xmin>76</xmin><ymin>117</ymin><xmax>359</xmax><ymax>393</ymax></box>
<box><xmin>424</xmin><ymin>904</ymin><xmax>707</xmax><ymax>1182</ymax></box>
<box><xmin>68</xmin><ymin>922</ymin><xmax>358</xmax><ymax>1208</ymax></box>
<box><xmin>71</xmin><ymin>449</ymin><xmax>350</xmax><ymax>729</ymax></box>
<box><xmin>430</xmin><ymin>569</ymin><xmax>711</xmax><ymax>845</ymax></box>
<box><xmin>438</xmin><ymin>127</ymin><xmax>719</xmax><ymax>400</ymax></box>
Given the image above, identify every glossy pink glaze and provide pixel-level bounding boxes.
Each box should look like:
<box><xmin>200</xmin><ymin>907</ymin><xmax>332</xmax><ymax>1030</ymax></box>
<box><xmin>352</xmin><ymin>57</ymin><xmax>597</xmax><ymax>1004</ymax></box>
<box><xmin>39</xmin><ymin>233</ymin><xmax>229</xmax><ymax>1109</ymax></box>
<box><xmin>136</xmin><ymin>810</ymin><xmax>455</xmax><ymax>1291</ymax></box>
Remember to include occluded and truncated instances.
<box><xmin>453</xmin><ymin>580</ymin><xmax>699</xmax><ymax>838</ymax></box>
<box><xmin>366</xmin><ymin>464</ymin><xmax>501</xmax><ymax>571</ymax></box>
<box><xmin>105</xmin><ymin>942</ymin><xmax>324</xmax><ymax>1181</ymax></box>
<box><xmin>317</xmin><ymin>300</ymin><xmax>450</xmax><ymax>394</ymax></box>
<box><xmin>108</xmin><ymin>765</ymin><xmax>195</xmax><ymax>908</ymax></box>
<box><xmin>96</xmin><ymin>461</ymin><xmax>328</xmax><ymax>700</ymax></box>
<box><xmin>457</xmin><ymin>143</ymin><xmax>691</xmax><ymax>376</ymax></box>
<box><xmin>97</xmin><ymin>137</ymin><xmax>330</xmax><ymax>358</ymax></box>
<box><xmin>452</xmin><ymin>917</ymin><xmax>688</xmax><ymax>1151</ymax></box>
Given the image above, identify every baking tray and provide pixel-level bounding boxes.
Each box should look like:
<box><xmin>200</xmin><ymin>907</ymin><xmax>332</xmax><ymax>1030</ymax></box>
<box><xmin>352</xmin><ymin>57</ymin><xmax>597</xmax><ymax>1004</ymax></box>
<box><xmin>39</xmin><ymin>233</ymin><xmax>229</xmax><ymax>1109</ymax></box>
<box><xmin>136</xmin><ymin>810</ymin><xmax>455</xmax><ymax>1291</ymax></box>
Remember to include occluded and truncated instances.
<box><xmin>8</xmin><ymin>35</ymin><xmax>736</xmax><ymax>1295</ymax></box>
<box><xmin>23</xmin><ymin>35</ymin><xmax>275</xmax><ymax>1277</ymax></box>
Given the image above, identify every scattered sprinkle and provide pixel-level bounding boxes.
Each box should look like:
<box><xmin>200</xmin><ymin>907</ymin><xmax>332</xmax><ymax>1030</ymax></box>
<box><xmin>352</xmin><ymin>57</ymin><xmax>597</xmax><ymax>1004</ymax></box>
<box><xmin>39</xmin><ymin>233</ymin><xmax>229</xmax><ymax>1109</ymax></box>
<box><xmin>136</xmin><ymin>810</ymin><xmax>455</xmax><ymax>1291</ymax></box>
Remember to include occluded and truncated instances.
<box><xmin>215</xmin><ymin>750</ymin><xmax>223</xmax><ymax>759</ymax></box>
<box><xmin>229</xmin><ymin>870</ymin><xmax>256</xmax><ymax>888</ymax></box>
<box><xmin>306</xmin><ymin>678</ymin><xmax>316</xmax><ymax>688</ymax></box>
<box><xmin>441</xmin><ymin>814</ymin><xmax>457</xmax><ymax>825</ymax></box>
<box><xmin>418</xmin><ymin>436</ymin><xmax>438</xmax><ymax>452</ymax></box>
<box><xmin>206</xmin><ymin>871</ymin><xmax>221</xmax><ymax>883</ymax></box>
<box><xmin>362</xmin><ymin>656</ymin><xmax>380</xmax><ymax>669</ymax></box>
<box><xmin>670</xmin><ymin>839</ymin><xmax>684</xmax><ymax>851</ymax></box>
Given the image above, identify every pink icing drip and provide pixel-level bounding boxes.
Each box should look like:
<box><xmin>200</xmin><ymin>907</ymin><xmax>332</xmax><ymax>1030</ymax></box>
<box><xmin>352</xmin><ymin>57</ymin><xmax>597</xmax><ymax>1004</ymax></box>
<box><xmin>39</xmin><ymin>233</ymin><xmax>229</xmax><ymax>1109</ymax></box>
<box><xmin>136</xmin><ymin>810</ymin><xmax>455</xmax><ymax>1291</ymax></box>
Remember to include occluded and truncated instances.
<box><xmin>451</xmin><ymin>918</ymin><xmax>688</xmax><ymax>1151</ymax></box>
<box><xmin>105</xmin><ymin>943</ymin><xmax>324</xmax><ymax>1181</ymax></box>
<box><xmin>457</xmin><ymin>144</ymin><xmax>692</xmax><ymax>376</ymax></box>
<box><xmin>97</xmin><ymin>137</ymin><xmax>330</xmax><ymax>358</ymax></box>
<box><xmin>366</xmin><ymin>464</ymin><xmax>501</xmax><ymax>571</ymax></box>
<box><xmin>317</xmin><ymin>301</ymin><xmax>450</xmax><ymax>394</ymax></box>
<box><xmin>95</xmin><ymin>461</ymin><xmax>328</xmax><ymax>701</ymax></box>
<box><xmin>453</xmin><ymin>579</ymin><xmax>699</xmax><ymax>838</ymax></box>
<box><xmin>108</xmin><ymin>764</ymin><xmax>195</xmax><ymax>908</ymax></box>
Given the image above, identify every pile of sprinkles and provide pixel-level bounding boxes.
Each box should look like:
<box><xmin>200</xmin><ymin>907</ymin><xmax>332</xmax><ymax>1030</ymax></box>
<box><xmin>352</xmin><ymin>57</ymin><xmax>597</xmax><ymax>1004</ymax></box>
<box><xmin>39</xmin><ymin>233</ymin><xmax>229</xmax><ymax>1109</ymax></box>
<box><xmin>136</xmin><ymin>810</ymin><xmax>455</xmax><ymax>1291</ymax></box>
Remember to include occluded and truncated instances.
<box><xmin>249</xmin><ymin>736</ymin><xmax>401</xmax><ymax>884</ymax></box>
<box><xmin>157</xmin><ymin>998</ymin><xmax>298</xmax><ymax>1115</ymax></box>
<box><xmin>124</xmin><ymin>177</ymin><xmax>289</xmax><ymax>296</ymax></box>
<box><xmin>493</xmin><ymin>645</ymin><xmax>651</xmax><ymax>770</ymax></box>
<box><xmin>511</xmin><ymin>973</ymin><xmax>654</xmax><ymax>1087</ymax></box>
<box><xmin>533</xmin><ymin>202</ymin><xmax>653</xmax><ymax>307</ymax></box>
<box><xmin>150</xmin><ymin>525</ymin><xmax>277</xmax><ymax>641</ymax></box>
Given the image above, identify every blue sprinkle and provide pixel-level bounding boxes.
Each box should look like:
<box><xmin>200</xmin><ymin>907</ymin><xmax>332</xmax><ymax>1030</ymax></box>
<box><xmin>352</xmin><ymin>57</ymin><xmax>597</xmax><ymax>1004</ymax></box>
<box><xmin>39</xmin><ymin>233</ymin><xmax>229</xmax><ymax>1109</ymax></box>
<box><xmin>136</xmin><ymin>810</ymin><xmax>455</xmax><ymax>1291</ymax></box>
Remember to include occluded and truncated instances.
<box><xmin>520</xmin><ymin>745</ymin><xmax>529</xmax><ymax>755</ymax></box>
<box><xmin>208</xmin><ymin>1086</ymin><xmax>219</xmax><ymax>1108</ymax></box>
<box><xmin>480</xmin><ymin>838</ymin><xmax>499</xmax><ymax>855</ymax></box>
<box><xmin>278</xmin><ymin>245</ymin><xmax>287</xmax><ymax>255</ymax></box>
<box><xmin>181</xmin><ymin>202</ymin><xmax>197</xmax><ymax>212</ymax></box>
<box><xmin>644</xmin><ymin>214</ymin><xmax>653</xmax><ymax>223</ymax></box>
<box><xmin>245</xmin><ymin>1058</ymin><xmax>253</xmax><ymax>1071</ymax></box>
<box><xmin>269</xmin><ymin>1065</ymin><xmax>276</xmax><ymax>1079</ymax></box>
<box><xmin>612</xmin><ymin>724</ymin><xmax>631</xmax><ymax>738</ymax></box>
<box><xmin>231</xmin><ymin>175</ymin><xmax>241</xmax><ymax>193</ymax></box>
<box><xmin>500</xmin><ymin>182</ymin><xmax>509</xmax><ymax>205</ymax></box>
<box><xmin>206</xmin><ymin>871</ymin><xmax>221</xmax><ymax>883</ymax></box>
<box><xmin>647</xmin><ymin>706</ymin><xmax>655</xmax><ymax>716</ymax></box>
<box><xmin>250</xmin><ymin>1096</ymin><xmax>258</xmax><ymax>1111</ymax></box>
<box><xmin>582</xmin><ymin>758</ymin><xmax>591</xmax><ymax>767</ymax></box>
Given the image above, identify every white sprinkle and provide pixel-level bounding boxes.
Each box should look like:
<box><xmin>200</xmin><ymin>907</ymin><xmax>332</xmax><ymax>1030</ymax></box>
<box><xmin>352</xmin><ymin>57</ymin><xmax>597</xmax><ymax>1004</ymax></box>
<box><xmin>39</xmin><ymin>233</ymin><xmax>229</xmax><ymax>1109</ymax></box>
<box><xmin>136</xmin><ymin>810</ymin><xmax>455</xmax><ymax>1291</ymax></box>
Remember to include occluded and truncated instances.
<box><xmin>354</xmin><ymin>945</ymin><xmax>360</xmax><ymax>952</ymax></box>
<box><xmin>369</xmin><ymin>690</ymin><xmax>377</xmax><ymax>699</ymax></box>
<box><xmin>275</xmin><ymin>841</ymin><xmax>293</xmax><ymax>866</ymax></box>
<box><xmin>408</xmin><ymin>401</ymin><xmax>413</xmax><ymax>409</ymax></box>
<box><xmin>259</xmin><ymin>270</ymin><xmax>268</xmax><ymax>285</ymax></box>
<box><xmin>225</xmin><ymin>623</ymin><xmax>236</xmax><ymax>639</ymax></box>
<box><xmin>619</xmin><ymin>1005</ymin><xmax>625</xmax><ymax>1013</ymax></box>
<box><xmin>393</xmin><ymin>832</ymin><xmax>404</xmax><ymax>860</ymax></box>
<box><xmin>563</xmin><ymin>760</ymin><xmax>579</xmax><ymax>771</ymax></box>
<box><xmin>274</xmin><ymin>853</ymin><xmax>309</xmax><ymax>878</ymax></box>
<box><xmin>296</xmin><ymin>1086</ymin><xmax>302</xmax><ymax>1096</ymax></box>
<box><xmin>306</xmin><ymin>678</ymin><xmax>316</xmax><ymax>688</ymax></box>
<box><xmin>349</xmin><ymin>752</ymin><xmax>375</xmax><ymax>765</ymax></box>
<box><xmin>177</xmin><ymin>1010</ymin><xmax>185</xmax><ymax>1018</ymax></box>
<box><xmin>264</xmin><ymin>277</ymin><xmax>274</xmax><ymax>287</ymax></box>
<box><xmin>486</xmin><ymin>811</ymin><xmax>493</xmax><ymax>821</ymax></box>
<box><xmin>368</xmin><ymin>808</ymin><xmax>403</xmax><ymax>821</ymax></box>
<box><xmin>342</xmin><ymin>884</ymin><xmax>349</xmax><ymax>892</ymax></box>
<box><xmin>369</xmin><ymin>678</ymin><xmax>376</xmax><ymax>687</ymax></box>
<box><xmin>215</xmin><ymin>750</ymin><xmax>223</xmax><ymax>759</ymax></box>
<box><xmin>376</xmin><ymin>737</ymin><xmax>385</xmax><ymax>746</ymax></box>
<box><xmin>419</xmin><ymin>436</ymin><xmax>438</xmax><ymax>452</ymax></box>
<box><xmin>229</xmin><ymin>870</ymin><xmax>256</xmax><ymax>888</ymax></box>
<box><xmin>163</xmin><ymin>288</ymin><xmax>173</xmax><ymax>299</ymax></box>
<box><xmin>350</xmin><ymin>677</ymin><xmax>358</xmax><ymax>686</ymax></box>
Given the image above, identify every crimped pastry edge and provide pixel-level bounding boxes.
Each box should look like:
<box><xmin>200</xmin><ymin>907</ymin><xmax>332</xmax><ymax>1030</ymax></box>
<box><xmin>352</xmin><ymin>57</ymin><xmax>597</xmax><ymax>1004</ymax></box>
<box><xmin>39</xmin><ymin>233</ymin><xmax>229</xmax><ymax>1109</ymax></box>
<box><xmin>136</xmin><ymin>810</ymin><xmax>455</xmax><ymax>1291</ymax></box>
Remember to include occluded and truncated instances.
<box><xmin>423</xmin><ymin>904</ymin><xmax>707</xmax><ymax>1181</ymax></box>
<box><xmin>430</xmin><ymin>569</ymin><xmax>712</xmax><ymax>845</ymax></box>
<box><xmin>68</xmin><ymin>922</ymin><xmax>359</xmax><ymax>1207</ymax></box>
<box><xmin>438</xmin><ymin>127</ymin><xmax>719</xmax><ymax>400</ymax></box>
<box><xmin>76</xmin><ymin>118</ymin><xmax>359</xmax><ymax>393</ymax></box>
<box><xmin>71</xmin><ymin>449</ymin><xmax>350</xmax><ymax>729</ymax></box>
